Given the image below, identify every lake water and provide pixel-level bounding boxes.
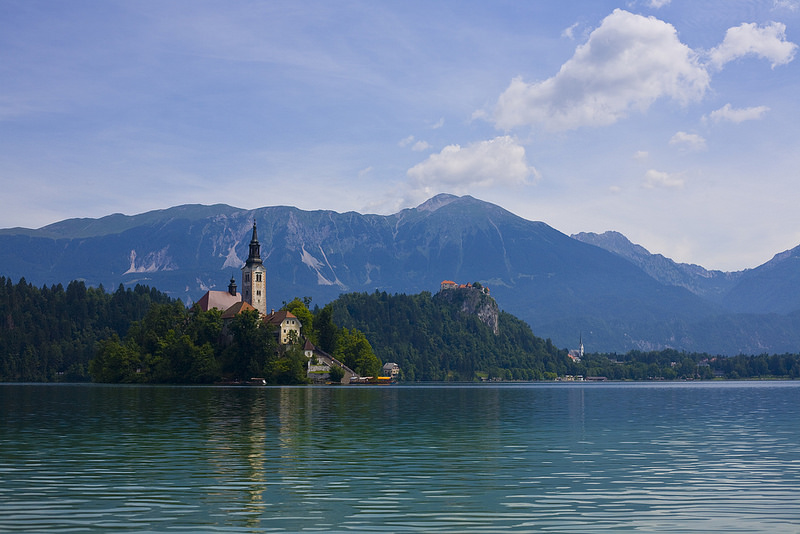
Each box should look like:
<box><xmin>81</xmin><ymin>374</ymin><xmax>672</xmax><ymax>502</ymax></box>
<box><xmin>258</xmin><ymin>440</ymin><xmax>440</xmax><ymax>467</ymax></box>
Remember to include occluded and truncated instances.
<box><xmin>1</xmin><ymin>382</ymin><xmax>799</xmax><ymax>533</ymax></box>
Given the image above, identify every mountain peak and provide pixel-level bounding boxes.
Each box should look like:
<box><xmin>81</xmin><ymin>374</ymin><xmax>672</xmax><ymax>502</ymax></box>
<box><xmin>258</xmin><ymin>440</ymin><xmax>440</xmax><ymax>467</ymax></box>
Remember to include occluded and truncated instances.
<box><xmin>414</xmin><ymin>194</ymin><xmax>461</xmax><ymax>213</ymax></box>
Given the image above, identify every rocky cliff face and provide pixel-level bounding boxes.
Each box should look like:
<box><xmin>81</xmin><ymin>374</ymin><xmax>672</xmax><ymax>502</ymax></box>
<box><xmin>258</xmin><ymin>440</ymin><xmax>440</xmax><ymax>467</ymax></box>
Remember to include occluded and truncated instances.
<box><xmin>435</xmin><ymin>285</ymin><xmax>499</xmax><ymax>335</ymax></box>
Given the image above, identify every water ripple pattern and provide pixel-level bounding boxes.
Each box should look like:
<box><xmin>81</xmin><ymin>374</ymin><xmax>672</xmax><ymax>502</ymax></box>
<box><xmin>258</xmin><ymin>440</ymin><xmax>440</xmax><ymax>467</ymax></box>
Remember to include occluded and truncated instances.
<box><xmin>1</xmin><ymin>382</ymin><xmax>799</xmax><ymax>532</ymax></box>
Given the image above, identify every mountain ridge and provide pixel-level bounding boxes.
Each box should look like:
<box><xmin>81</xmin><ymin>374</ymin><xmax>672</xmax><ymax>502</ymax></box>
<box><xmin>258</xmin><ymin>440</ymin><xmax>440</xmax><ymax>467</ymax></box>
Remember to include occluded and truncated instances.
<box><xmin>571</xmin><ymin>231</ymin><xmax>742</xmax><ymax>300</ymax></box>
<box><xmin>2</xmin><ymin>194</ymin><xmax>800</xmax><ymax>354</ymax></box>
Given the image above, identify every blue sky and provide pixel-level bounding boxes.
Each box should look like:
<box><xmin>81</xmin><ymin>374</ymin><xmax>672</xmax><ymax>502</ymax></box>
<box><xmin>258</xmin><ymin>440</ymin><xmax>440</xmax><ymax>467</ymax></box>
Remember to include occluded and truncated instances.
<box><xmin>1</xmin><ymin>0</ymin><xmax>799</xmax><ymax>271</ymax></box>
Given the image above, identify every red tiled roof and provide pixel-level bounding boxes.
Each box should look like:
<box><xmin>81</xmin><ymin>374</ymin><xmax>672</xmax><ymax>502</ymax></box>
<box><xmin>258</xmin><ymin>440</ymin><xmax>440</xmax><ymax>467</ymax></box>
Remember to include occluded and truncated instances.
<box><xmin>221</xmin><ymin>301</ymin><xmax>256</xmax><ymax>319</ymax></box>
<box><xmin>263</xmin><ymin>310</ymin><xmax>298</xmax><ymax>325</ymax></box>
<box><xmin>195</xmin><ymin>290</ymin><xmax>241</xmax><ymax>312</ymax></box>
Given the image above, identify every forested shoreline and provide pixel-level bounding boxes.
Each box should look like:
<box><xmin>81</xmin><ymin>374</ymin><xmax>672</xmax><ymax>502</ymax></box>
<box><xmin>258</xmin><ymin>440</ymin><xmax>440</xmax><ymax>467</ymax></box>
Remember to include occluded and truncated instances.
<box><xmin>0</xmin><ymin>277</ymin><xmax>172</xmax><ymax>381</ymax></box>
<box><xmin>331</xmin><ymin>291</ymin><xmax>800</xmax><ymax>381</ymax></box>
<box><xmin>1</xmin><ymin>276</ymin><xmax>799</xmax><ymax>383</ymax></box>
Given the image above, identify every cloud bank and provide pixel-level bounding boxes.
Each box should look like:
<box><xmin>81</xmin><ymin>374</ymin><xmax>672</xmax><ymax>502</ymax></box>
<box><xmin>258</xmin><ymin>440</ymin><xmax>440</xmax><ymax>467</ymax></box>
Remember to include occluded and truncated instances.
<box><xmin>708</xmin><ymin>22</ymin><xmax>797</xmax><ymax>69</ymax></box>
<box><xmin>407</xmin><ymin>136</ymin><xmax>537</xmax><ymax>196</ymax></box>
<box><xmin>707</xmin><ymin>104</ymin><xmax>770</xmax><ymax>123</ymax></box>
<box><xmin>670</xmin><ymin>131</ymin><xmax>707</xmax><ymax>151</ymax></box>
<box><xmin>490</xmin><ymin>11</ymin><xmax>796</xmax><ymax>132</ymax></box>
<box><xmin>493</xmin><ymin>9</ymin><xmax>709</xmax><ymax>131</ymax></box>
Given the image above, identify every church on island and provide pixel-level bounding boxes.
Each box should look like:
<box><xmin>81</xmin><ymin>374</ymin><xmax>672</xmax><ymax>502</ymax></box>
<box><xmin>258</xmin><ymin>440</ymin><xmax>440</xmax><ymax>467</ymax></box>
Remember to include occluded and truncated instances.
<box><xmin>194</xmin><ymin>222</ymin><xmax>397</xmax><ymax>384</ymax></box>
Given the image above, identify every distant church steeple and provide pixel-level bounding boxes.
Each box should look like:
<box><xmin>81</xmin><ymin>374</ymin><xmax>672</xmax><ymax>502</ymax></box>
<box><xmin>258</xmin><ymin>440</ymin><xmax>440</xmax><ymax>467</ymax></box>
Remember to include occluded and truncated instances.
<box><xmin>247</xmin><ymin>221</ymin><xmax>263</xmax><ymax>266</ymax></box>
<box><xmin>241</xmin><ymin>221</ymin><xmax>267</xmax><ymax>315</ymax></box>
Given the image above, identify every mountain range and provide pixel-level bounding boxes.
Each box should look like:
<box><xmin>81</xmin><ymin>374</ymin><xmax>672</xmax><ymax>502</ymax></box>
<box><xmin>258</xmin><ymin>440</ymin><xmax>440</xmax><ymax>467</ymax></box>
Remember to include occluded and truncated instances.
<box><xmin>2</xmin><ymin>194</ymin><xmax>800</xmax><ymax>355</ymax></box>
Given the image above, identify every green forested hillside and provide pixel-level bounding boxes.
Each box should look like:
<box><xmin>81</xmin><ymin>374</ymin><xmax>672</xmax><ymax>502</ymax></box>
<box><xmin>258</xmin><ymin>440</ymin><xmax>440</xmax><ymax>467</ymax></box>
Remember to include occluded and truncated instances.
<box><xmin>329</xmin><ymin>290</ymin><xmax>800</xmax><ymax>381</ymax></box>
<box><xmin>4</xmin><ymin>276</ymin><xmax>799</xmax><ymax>383</ymax></box>
<box><xmin>329</xmin><ymin>290</ymin><xmax>570</xmax><ymax>381</ymax></box>
<box><xmin>0</xmin><ymin>277</ymin><xmax>173</xmax><ymax>381</ymax></box>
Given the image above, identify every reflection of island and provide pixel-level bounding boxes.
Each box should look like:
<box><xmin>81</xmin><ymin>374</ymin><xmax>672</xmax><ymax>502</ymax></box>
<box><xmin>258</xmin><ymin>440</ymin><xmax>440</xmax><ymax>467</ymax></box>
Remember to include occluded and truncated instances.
<box><xmin>197</xmin><ymin>386</ymin><xmax>546</xmax><ymax>530</ymax></box>
<box><xmin>202</xmin><ymin>387</ymin><xmax>346</xmax><ymax>527</ymax></box>
<box><xmin>202</xmin><ymin>389</ymin><xmax>268</xmax><ymax>528</ymax></box>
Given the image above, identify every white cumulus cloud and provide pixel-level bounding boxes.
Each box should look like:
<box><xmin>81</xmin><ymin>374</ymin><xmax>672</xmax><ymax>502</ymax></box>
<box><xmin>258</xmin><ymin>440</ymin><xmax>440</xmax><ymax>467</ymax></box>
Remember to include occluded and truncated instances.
<box><xmin>400</xmin><ymin>135</ymin><xmax>432</xmax><ymax>151</ymax></box>
<box><xmin>669</xmin><ymin>131</ymin><xmax>707</xmax><ymax>151</ymax></box>
<box><xmin>412</xmin><ymin>140</ymin><xmax>431</xmax><ymax>151</ymax></box>
<box><xmin>407</xmin><ymin>136</ymin><xmax>538</xmax><ymax>195</ymax></box>
<box><xmin>398</xmin><ymin>135</ymin><xmax>415</xmax><ymax>147</ymax></box>
<box><xmin>708</xmin><ymin>21</ymin><xmax>797</xmax><ymax>69</ymax></box>
<box><xmin>643</xmin><ymin>169</ymin><xmax>684</xmax><ymax>189</ymax></box>
<box><xmin>493</xmin><ymin>10</ymin><xmax>709</xmax><ymax>131</ymax></box>
<box><xmin>707</xmin><ymin>103</ymin><xmax>770</xmax><ymax>123</ymax></box>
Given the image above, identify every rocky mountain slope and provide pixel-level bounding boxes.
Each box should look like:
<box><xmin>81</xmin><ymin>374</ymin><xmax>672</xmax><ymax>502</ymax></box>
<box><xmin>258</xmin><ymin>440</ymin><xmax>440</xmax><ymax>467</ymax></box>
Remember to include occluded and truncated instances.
<box><xmin>572</xmin><ymin>231</ymin><xmax>800</xmax><ymax>315</ymax></box>
<box><xmin>571</xmin><ymin>231</ymin><xmax>741</xmax><ymax>300</ymax></box>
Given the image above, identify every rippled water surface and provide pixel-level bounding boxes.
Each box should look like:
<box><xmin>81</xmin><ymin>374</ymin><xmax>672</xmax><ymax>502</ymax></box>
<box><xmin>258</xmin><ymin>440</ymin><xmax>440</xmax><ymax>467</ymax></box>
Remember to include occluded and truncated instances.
<box><xmin>1</xmin><ymin>382</ymin><xmax>799</xmax><ymax>532</ymax></box>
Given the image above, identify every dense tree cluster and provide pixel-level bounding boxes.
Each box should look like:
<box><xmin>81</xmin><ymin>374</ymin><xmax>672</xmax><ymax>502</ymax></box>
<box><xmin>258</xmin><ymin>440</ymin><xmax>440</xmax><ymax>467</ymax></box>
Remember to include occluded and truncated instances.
<box><xmin>0</xmin><ymin>277</ymin><xmax>172</xmax><ymax>381</ymax></box>
<box><xmin>329</xmin><ymin>290</ymin><xmax>568</xmax><ymax>381</ymax></box>
<box><xmin>90</xmin><ymin>296</ymin><xmax>382</xmax><ymax>384</ymax></box>
<box><xmin>90</xmin><ymin>304</ymin><xmax>313</xmax><ymax>384</ymax></box>
<box><xmin>284</xmin><ymin>297</ymin><xmax>382</xmax><ymax>377</ymax></box>
<box><xmin>581</xmin><ymin>350</ymin><xmax>800</xmax><ymax>380</ymax></box>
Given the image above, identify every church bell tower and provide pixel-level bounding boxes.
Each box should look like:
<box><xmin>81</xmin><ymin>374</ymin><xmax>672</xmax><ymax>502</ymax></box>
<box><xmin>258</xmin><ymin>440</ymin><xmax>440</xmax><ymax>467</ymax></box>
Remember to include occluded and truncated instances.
<box><xmin>241</xmin><ymin>221</ymin><xmax>267</xmax><ymax>315</ymax></box>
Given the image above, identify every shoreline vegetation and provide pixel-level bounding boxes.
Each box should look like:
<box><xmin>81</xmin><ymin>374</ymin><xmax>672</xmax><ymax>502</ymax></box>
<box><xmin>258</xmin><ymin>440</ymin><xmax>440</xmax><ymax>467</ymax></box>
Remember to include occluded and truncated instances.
<box><xmin>1</xmin><ymin>276</ymin><xmax>799</xmax><ymax>384</ymax></box>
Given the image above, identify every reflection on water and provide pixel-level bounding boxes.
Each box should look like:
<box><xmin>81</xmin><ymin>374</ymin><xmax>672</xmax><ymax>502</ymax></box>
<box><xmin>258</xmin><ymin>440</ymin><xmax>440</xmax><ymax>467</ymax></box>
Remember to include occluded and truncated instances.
<box><xmin>1</xmin><ymin>382</ymin><xmax>799</xmax><ymax>532</ymax></box>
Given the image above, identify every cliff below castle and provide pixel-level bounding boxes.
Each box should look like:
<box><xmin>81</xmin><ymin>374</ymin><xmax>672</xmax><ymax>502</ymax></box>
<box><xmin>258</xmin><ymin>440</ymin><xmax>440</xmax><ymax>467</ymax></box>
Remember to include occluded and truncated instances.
<box><xmin>435</xmin><ymin>283</ymin><xmax>499</xmax><ymax>335</ymax></box>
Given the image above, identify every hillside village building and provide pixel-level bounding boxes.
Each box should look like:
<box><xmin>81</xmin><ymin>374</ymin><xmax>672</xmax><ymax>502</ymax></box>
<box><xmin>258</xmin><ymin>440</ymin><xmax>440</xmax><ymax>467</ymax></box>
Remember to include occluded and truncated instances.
<box><xmin>382</xmin><ymin>362</ymin><xmax>400</xmax><ymax>380</ymax></box>
<box><xmin>264</xmin><ymin>310</ymin><xmax>302</xmax><ymax>345</ymax></box>
<box><xmin>568</xmin><ymin>335</ymin><xmax>584</xmax><ymax>363</ymax></box>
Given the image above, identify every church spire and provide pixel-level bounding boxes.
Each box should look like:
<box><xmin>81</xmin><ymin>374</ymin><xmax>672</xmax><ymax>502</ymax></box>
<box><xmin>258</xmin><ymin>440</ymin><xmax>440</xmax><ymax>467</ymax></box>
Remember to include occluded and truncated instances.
<box><xmin>247</xmin><ymin>221</ymin><xmax>263</xmax><ymax>265</ymax></box>
<box><xmin>241</xmin><ymin>220</ymin><xmax>267</xmax><ymax>316</ymax></box>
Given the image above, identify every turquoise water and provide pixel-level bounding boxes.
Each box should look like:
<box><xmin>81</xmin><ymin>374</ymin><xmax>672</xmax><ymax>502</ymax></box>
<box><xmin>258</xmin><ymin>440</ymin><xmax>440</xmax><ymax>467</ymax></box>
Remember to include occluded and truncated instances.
<box><xmin>1</xmin><ymin>382</ymin><xmax>799</xmax><ymax>532</ymax></box>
